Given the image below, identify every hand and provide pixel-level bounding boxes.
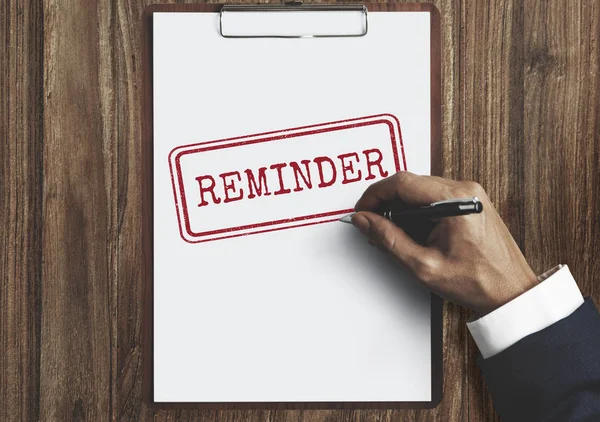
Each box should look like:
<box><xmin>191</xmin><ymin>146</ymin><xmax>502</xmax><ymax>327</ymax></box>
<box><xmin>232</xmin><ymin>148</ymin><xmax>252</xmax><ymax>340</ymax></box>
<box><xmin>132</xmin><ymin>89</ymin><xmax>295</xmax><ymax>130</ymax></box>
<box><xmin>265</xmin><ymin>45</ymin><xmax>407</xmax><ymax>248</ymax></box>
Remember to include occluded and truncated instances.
<box><xmin>351</xmin><ymin>171</ymin><xmax>538</xmax><ymax>315</ymax></box>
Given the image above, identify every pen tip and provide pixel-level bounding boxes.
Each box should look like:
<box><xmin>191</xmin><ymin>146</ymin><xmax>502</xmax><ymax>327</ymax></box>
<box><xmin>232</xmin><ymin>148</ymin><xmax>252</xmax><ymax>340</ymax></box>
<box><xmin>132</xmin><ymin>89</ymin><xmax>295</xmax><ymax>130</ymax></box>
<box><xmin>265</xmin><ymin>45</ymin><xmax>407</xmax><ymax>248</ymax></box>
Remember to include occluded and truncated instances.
<box><xmin>339</xmin><ymin>213</ymin><xmax>355</xmax><ymax>224</ymax></box>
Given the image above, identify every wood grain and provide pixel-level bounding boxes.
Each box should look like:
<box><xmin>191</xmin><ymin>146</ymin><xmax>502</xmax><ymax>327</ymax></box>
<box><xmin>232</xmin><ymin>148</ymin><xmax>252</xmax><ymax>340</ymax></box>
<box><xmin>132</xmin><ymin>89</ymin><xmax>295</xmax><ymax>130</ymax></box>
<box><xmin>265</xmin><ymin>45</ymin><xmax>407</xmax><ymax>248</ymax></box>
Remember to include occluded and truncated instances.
<box><xmin>1</xmin><ymin>0</ymin><xmax>599</xmax><ymax>421</ymax></box>
<box><xmin>523</xmin><ymin>0</ymin><xmax>600</xmax><ymax>295</ymax></box>
<box><xmin>40</xmin><ymin>0</ymin><xmax>113</xmax><ymax>420</ymax></box>
<box><xmin>0</xmin><ymin>1</ymin><xmax>44</xmax><ymax>421</ymax></box>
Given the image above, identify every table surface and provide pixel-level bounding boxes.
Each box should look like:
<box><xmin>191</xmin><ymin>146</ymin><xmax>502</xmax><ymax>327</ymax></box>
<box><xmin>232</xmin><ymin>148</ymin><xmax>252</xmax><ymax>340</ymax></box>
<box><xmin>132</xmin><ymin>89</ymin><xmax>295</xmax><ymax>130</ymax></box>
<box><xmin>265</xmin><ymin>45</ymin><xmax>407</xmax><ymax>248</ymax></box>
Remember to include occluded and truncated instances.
<box><xmin>1</xmin><ymin>0</ymin><xmax>599</xmax><ymax>421</ymax></box>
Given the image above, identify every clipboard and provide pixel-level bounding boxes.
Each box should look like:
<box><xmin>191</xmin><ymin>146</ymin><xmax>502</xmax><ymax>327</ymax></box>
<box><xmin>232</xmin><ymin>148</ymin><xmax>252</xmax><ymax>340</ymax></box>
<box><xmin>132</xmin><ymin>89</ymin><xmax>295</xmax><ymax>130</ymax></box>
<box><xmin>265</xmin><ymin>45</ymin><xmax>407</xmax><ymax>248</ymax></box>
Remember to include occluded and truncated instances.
<box><xmin>143</xmin><ymin>2</ymin><xmax>442</xmax><ymax>410</ymax></box>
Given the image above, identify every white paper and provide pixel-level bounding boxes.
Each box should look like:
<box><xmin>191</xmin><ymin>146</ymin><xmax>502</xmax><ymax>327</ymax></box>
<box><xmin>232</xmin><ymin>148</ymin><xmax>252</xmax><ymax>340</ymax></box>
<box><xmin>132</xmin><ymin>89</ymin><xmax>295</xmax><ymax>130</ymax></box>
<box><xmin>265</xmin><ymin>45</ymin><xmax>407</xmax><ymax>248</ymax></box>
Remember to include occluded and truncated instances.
<box><xmin>153</xmin><ymin>11</ymin><xmax>433</xmax><ymax>402</ymax></box>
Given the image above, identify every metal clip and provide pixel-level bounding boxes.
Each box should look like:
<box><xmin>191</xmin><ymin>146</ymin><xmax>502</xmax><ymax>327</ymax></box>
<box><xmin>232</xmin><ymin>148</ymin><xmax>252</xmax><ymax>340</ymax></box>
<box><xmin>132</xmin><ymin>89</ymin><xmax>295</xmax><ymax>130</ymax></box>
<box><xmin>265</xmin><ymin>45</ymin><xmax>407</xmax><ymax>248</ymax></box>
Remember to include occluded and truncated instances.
<box><xmin>219</xmin><ymin>3</ymin><xmax>368</xmax><ymax>38</ymax></box>
<box><xmin>430</xmin><ymin>197</ymin><xmax>480</xmax><ymax>206</ymax></box>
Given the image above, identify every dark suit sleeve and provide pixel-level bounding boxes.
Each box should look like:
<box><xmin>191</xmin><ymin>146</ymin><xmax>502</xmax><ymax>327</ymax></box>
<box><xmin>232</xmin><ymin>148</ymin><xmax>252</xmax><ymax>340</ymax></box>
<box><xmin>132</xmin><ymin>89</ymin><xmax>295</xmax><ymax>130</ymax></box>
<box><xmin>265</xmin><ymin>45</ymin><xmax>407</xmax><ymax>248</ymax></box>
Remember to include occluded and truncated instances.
<box><xmin>478</xmin><ymin>298</ymin><xmax>600</xmax><ymax>422</ymax></box>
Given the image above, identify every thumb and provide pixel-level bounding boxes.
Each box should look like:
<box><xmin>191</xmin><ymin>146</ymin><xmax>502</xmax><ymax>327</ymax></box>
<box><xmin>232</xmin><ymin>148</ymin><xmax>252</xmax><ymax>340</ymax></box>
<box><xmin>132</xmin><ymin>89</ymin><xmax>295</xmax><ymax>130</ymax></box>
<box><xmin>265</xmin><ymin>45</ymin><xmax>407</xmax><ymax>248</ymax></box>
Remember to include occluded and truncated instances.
<box><xmin>352</xmin><ymin>211</ymin><xmax>432</xmax><ymax>274</ymax></box>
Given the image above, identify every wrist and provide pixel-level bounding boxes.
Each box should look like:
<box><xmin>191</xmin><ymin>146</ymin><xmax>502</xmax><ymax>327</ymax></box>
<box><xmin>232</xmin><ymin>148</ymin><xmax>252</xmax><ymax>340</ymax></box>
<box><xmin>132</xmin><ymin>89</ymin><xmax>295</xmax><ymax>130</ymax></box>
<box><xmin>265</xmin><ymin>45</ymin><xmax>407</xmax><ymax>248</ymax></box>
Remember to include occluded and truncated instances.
<box><xmin>467</xmin><ymin>265</ymin><xmax>583</xmax><ymax>358</ymax></box>
<box><xmin>480</xmin><ymin>267</ymin><xmax>539</xmax><ymax>316</ymax></box>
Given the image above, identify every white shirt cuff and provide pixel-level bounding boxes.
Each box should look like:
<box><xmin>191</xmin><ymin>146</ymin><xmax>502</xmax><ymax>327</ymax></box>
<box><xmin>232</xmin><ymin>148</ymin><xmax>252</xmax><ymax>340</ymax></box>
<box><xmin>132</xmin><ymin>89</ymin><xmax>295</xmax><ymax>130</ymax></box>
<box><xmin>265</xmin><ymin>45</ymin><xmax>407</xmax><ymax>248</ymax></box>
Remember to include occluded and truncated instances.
<box><xmin>466</xmin><ymin>265</ymin><xmax>584</xmax><ymax>359</ymax></box>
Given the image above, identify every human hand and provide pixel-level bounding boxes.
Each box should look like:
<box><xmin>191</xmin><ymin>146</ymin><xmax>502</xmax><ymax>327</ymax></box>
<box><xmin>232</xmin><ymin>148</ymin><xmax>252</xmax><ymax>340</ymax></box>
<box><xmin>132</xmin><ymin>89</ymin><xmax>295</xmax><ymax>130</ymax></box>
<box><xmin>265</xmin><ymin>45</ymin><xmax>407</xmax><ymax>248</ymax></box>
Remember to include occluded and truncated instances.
<box><xmin>351</xmin><ymin>171</ymin><xmax>538</xmax><ymax>315</ymax></box>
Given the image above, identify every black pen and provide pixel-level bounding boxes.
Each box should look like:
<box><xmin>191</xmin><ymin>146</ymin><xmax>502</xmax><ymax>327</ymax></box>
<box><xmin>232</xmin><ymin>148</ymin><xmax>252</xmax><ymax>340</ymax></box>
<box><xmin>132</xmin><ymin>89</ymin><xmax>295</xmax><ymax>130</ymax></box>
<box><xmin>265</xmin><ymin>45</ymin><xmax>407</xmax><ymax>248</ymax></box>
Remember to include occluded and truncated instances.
<box><xmin>339</xmin><ymin>197</ymin><xmax>483</xmax><ymax>224</ymax></box>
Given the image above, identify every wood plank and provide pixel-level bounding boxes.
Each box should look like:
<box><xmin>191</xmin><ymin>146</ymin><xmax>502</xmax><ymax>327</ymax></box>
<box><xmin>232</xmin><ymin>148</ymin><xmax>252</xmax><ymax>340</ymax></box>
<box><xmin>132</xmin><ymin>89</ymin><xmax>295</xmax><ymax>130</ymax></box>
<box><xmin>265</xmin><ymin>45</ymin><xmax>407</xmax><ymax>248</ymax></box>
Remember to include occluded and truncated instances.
<box><xmin>458</xmin><ymin>0</ymin><xmax>525</xmax><ymax>421</ymax></box>
<box><xmin>524</xmin><ymin>1</ymin><xmax>600</xmax><ymax>298</ymax></box>
<box><xmin>112</xmin><ymin>0</ymin><xmax>151</xmax><ymax>418</ymax></box>
<box><xmin>40</xmin><ymin>0</ymin><xmax>115</xmax><ymax>419</ymax></box>
<box><xmin>0</xmin><ymin>1</ymin><xmax>44</xmax><ymax>421</ymax></box>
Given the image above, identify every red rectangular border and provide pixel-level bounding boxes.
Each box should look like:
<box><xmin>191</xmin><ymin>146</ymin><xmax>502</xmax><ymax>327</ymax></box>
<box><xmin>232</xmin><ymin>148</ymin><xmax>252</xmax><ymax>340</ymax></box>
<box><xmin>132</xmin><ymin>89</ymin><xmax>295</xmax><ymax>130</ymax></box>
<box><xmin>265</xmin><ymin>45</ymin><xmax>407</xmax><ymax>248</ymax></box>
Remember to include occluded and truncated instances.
<box><xmin>168</xmin><ymin>114</ymin><xmax>406</xmax><ymax>243</ymax></box>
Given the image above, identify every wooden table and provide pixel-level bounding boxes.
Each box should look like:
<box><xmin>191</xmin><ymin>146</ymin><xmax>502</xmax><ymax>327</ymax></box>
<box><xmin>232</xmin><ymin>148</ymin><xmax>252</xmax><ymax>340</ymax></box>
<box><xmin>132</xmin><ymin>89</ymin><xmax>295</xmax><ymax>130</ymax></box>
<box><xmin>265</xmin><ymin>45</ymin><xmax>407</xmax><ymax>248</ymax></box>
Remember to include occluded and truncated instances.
<box><xmin>1</xmin><ymin>0</ymin><xmax>598</xmax><ymax>420</ymax></box>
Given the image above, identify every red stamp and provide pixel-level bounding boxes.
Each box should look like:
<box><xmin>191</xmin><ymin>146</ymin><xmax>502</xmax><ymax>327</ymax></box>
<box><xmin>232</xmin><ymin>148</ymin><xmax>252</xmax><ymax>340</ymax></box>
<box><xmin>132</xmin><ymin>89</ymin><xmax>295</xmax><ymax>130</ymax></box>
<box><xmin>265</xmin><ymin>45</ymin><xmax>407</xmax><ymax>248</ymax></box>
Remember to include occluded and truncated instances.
<box><xmin>168</xmin><ymin>114</ymin><xmax>406</xmax><ymax>243</ymax></box>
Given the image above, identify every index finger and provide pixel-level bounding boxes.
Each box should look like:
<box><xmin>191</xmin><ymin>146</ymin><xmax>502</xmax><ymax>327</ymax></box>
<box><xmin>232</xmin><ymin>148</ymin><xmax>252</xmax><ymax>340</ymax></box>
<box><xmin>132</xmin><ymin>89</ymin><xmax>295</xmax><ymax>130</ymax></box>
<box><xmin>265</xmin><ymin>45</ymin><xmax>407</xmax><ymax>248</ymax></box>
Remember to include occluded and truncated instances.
<box><xmin>354</xmin><ymin>171</ymin><xmax>453</xmax><ymax>211</ymax></box>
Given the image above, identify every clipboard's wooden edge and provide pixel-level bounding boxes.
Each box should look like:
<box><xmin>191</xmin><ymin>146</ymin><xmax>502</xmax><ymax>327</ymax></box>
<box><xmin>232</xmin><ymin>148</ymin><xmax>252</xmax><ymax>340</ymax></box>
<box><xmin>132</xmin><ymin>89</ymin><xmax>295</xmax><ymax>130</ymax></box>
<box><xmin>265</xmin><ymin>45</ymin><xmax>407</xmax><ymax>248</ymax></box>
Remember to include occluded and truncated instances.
<box><xmin>141</xmin><ymin>5</ymin><xmax>154</xmax><ymax>410</ymax></box>
<box><xmin>142</xmin><ymin>2</ymin><xmax>443</xmax><ymax>410</ymax></box>
<box><xmin>428</xmin><ymin>3</ymin><xmax>444</xmax><ymax>410</ymax></box>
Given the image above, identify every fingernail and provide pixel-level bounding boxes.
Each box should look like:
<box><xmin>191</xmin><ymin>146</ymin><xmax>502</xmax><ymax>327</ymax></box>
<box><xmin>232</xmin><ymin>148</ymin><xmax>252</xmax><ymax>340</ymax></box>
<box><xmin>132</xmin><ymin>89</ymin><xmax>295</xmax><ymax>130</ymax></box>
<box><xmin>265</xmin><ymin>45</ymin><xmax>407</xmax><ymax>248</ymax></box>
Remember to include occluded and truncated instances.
<box><xmin>351</xmin><ymin>213</ymin><xmax>371</xmax><ymax>236</ymax></box>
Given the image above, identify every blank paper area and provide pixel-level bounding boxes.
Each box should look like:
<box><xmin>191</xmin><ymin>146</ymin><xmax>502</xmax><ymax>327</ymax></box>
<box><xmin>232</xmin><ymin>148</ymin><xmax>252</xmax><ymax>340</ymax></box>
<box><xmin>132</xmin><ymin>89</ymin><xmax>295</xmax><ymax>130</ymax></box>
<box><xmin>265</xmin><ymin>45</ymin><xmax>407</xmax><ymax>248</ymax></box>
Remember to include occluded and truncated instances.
<box><xmin>153</xmin><ymin>12</ymin><xmax>432</xmax><ymax>402</ymax></box>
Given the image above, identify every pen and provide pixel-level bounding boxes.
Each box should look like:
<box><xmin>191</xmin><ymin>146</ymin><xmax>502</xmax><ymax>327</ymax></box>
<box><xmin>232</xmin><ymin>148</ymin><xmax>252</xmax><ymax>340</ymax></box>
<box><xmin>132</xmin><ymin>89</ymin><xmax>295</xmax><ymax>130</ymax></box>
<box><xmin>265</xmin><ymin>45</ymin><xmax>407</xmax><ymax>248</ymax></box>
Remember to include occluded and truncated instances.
<box><xmin>339</xmin><ymin>197</ymin><xmax>483</xmax><ymax>224</ymax></box>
